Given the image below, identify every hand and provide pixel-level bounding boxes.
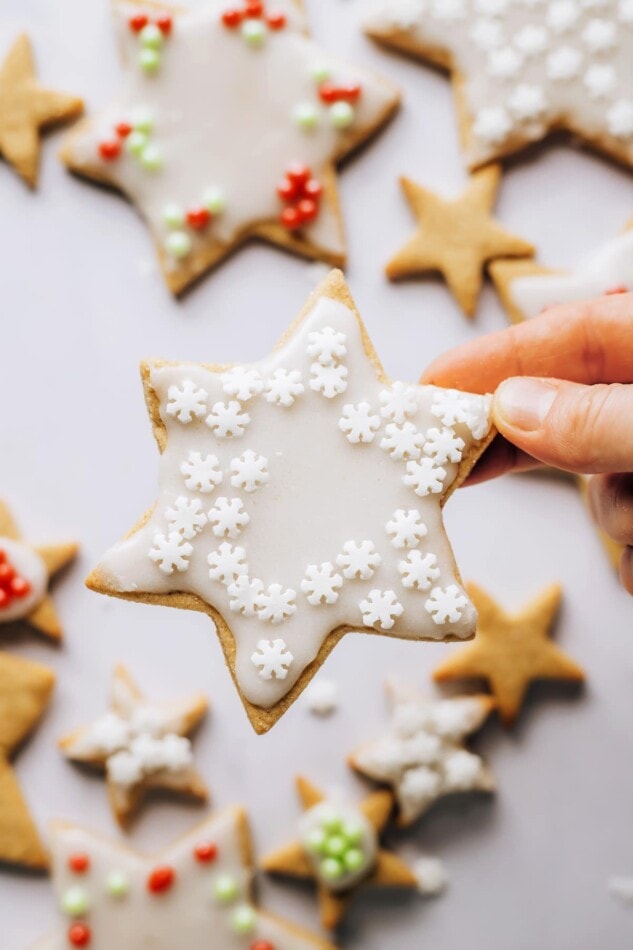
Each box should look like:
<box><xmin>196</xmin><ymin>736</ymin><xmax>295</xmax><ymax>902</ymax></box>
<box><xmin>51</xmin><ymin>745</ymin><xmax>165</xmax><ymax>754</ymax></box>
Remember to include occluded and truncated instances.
<box><xmin>421</xmin><ymin>293</ymin><xmax>633</xmax><ymax>593</ymax></box>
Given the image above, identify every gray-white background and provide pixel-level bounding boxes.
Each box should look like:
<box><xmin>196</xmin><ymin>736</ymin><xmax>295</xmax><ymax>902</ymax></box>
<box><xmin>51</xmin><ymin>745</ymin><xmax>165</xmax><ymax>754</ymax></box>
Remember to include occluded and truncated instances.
<box><xmin>1</xmin><ymin>1</ymin><xmax>633</xmax><ymax>947</ymax></box>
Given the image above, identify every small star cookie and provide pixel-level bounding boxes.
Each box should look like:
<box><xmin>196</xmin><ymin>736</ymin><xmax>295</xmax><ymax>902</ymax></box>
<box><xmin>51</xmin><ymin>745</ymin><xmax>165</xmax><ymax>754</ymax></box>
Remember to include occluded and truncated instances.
<box><xmin>349</xmin><ymin>679</ymin><xmax>495</xmax><ymax>826</ymax></box>
<box><xmin>61</xmin><ymin>0</ymin><xmax>399</xmax><ymax>294</ymax></box>
<box><xmin>433</xmin><ymin>583</ymin><xmax>585</xmax><ymax>726</ymax></box>
<box><xmin>59</xmin><ymin>665</ymin><xmax>208</xmax><ymax>827</ymax></box>
<box><xmin>365</xmin><ymin>0</ymin><xmax>633</xmax><ymax>171</ymax></box>
<box><xmin>261</xmin><ymin>776</ymin><xmax>418</xmax><ymax>930</ymax></box>
<box><xmin>33</xmin><ymin>807</ymin><xmax>337</xmax><ymax>950</ymax></box>
<box><xmin>0</xmin><ymin>501</ymin><xmax>78</xmax><ymax>640</ymax></box>
<box><xmin>0</xmin><ymin>35</ymin><xmax>83</xmax><ymax>187</ymax></box>
<box><xmin>386</xmin><ymin>166</ymin><xmax>534</xmax><ymax>317</ymax></box>
<box><xmin>0</xmin><ymin>652</ymin><xmax>55</xmax><ymax>870</ymax></box>
<box><xmin>85</xmin><ymin>269</ymin><xmax>495</xmax><ymax>733</ymax></box>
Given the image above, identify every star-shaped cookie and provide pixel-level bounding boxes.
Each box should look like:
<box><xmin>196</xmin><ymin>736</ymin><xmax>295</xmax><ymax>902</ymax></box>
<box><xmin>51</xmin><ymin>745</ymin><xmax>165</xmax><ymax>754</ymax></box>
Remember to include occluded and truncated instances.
<box><xmin>0</xmin><ymin>501</ymin><xmax>78</xmax><ymax>641</ymax></box>
<box><xmin>261</xmin><ymin>776</ymin><xmax>417</xmax><ymax>930</ymax></box>
<box><xmin>61</xmin><ymin>0</ymin><xmax>399</xmax><ymax>294</ymax></box>
<box><xmin>349</xmin><ymin>679</ymin><xmax>495</xmax><ymax>826</ymax></box>
<box><xmin>386</xmin><ymin>166</ymin><xmax>534</xmax><ymax>317</ymax></box>
<box><xmin>0</xmin><ymin>651</ymin><xmax>55</xmax><ymax>870</ymax></box>
<box><xmin>365</xmin><ymin>1</ymin><xmax>633</xmax><ymax>170</ymax></box>
<box><xmin>85</xmin><ymin>269</ymin><xmax>495</xmax><ymax>734</ymax></box>
<box><xmin>433</xmin><ymin>583</ymin><xmax>585</xmax><ymax>726</ymax></box>
<box><xmin>59</xmin><ymin>665</ymin><xmax>208</xmax><ymax>826</ymax></box>
<box><xmin>33</xmin><ymin>807</ymin><xmax>336</xmax><ymax>950</ymax></box>
<box><xmin>0</xmin><ymin>34</ymin><xmax>83</xmax><ymax>187</ymax></box>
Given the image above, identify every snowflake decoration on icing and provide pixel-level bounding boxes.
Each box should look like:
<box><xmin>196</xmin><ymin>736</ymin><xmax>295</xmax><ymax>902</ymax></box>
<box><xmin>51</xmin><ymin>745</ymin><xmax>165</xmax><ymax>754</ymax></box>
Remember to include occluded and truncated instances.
<box><xmin>251</xmin><ymin>638</ymin><xmax>294</xmax><ymax>680</ymax></box>
<box><xmin>258</xmin><ymin>584</ymin><xmax>297</xmax><ymax>624</ymax></box>
<box><xmin>230</xmin><ymin>450</ymin><xmax>269</xmax><ymax>493</ymax></box>
<box><xmin>207</xmin><ymin>542</ymin><xmax>247</xmax><ymax>584</ymax></box>
<box><xmin>165</xmin><ymin>496</ymin><xmax>207</xmax><ymax>539</ymax></box>
<box><xmin>166</xmin><ymin>379</ymin><xmax>207</xmax><ymax>423</ymax></box>
<box><xmin>385</xmin><ymin>509</ymin><xmax>427</xmax><ymax>549</ymax></box>
<box><xmin>206</xmin><ymin>401</ymin><xmax>251</xmax><ymax>438</ymax></box>
<box><xmin>423</xmin><ymin>427</ymin><xmax>465</xmax><ymax>465</ymax></box>
<box><xmin>264</xmin><ymin>368</ymin><xmax>305</xmax><ymax>407</ymax></box>
<box><xmin>398</xmin><ymin>551</ymin><xmax>440</xmax><ymax>591</ymax></box>
<box><xmin>336</xmin><ymin>540</ymin><xmax>382</xmax><ymax>580</ymax></box>
<box><xmin>301</xmin><ymin>563</ymin><xmax>343</xmax><ymax>605</ymax></box>
<box><xmin>380</xmin><ymin>421</ymin><xmax>425</xmax><ymax>461</ymax></box>
<box><xmin>221</xmin><ymin>366</ymin><xmax>264</xmax><ymax>401</ymax></box>
<box><xmin>359</xmin><ymin>589</ymin><xmax>404</xmax><ymax>630</ymax></box>
<box><xmin>149</xmin><ymin>531</ymin><xmax>193</xmax><ymax>574</ymax></box>
<box><xmin>338</xmin><ymin>402</ymin><xmax>381</xmax><ymax>443</ymax></box>
<box><xmin>430</xmin><ymin>389</ymin><xmax>491</xmax><ymax>440</ymax></box>
<box><xmin>379</xmin><ymin>381</ymin><xmax>418</xmax><ymax>423</ymax></box>
<box><xmin>306</xmin><ymin>325</ymin><xmax>347</xmax><ymax>365</ymax></box>
<box><xmin>403</xmin><ymin>458</ymin><xmax>447</xmax><ymax>496</ymax></box>
<box><xmin>425</xmin><ymin>585</ymin><xmax>469</xmax><ymax>625</ymax></box>
<box><xmin>208</xmin><ymin>497</ymin><xmax>250</xmax><ymax>538</ymax></box>
<box><xmin>180</xmin><ymin>451</ymin><xmax>223</xmax><ymax>492</ymax></box>
<box><xmin>227</xmin><ymin>575</ymin><xmax>265</xmax><ymax>617</ymax></box>
<box><xmin>309</xmin><ymin>361</ymin><xmax>348</xmax><ymax>398</ymax></box>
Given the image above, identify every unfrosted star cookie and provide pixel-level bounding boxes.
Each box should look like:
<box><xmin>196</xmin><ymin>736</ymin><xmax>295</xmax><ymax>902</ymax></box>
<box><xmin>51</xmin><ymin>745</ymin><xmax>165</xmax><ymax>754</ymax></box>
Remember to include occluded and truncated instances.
<box><xmin>349</xmin><ymin>679</ymin><xmax>495</xmax><ymax>826</ymax></box>
<box><xmin>261</xmin><ymin>776</ymin><xmax>417</xmax><ymax>930</ymax></box>
<box><xmin>60</xmin><ymin>0</ymin><xmax>399</xmax><ymax>294</ymax></box>
<box><xmin>0</xmin><ymin>501</ymin><xmax>78</xmax><ymax>640</ymax></box>
<box><xmin>85</xmin><ymin>270</ymin><xmax>494</xmax><ymax>733</ymax></box>
<box><xmin>0</xmin><ymin>652</ymin><xmax>55</xmax><ymax>870</ymax></box>
<box><xmin>433</xmin><ymin>583</ymin><xmax>585</xmax><ymax>726</ymax></box>
<box><xmin>33</xmin><ymin>807</ymin><xmax>336</xmax><ymax>950</ymax></box>
<box><xmin>59</xmin><ymin>665</ymin><xmax>208</xmax><ymax>826</ymax></box>
<box><xmin>386</xmin><ymin>166</ymin><xmax>534</xmax><ymax>317</ymax></box>
<box><xmin>0</xmin><ymin>34</ymin><xmax>83</xmax><ymax>187</ymax></box>
<box><xmin>365</xmin><ymin>0</ymin><xmax>633</xmax><ymax>170</ymax></box>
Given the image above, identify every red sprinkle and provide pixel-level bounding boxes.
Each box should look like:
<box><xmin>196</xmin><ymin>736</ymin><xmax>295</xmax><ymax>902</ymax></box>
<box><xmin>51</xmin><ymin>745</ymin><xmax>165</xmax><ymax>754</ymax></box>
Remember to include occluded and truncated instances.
<box><xmin>147</xmin><ymin>865</ymin><xmax>175</xmax><ymax>894</ymax></box>
<box><xmin>245</xmin><ymin>0</ymin><xmax>264</xmax><ymax>15</ymax></box>
<box><xmin>296</xmin><ymin>198</ymin><xmax>318</xmax><ymax>222</ymax></box>
<box><xmin>250</xmin><ymin>943</ymin><xmax>275</xmax><ymax>950</ymax></box>
<box><xmin>0</xmin><ymin>552</ymin><xmax>31</xmax><ymax>610</ymax></box>
<box><xmin>319</xmin><ymin>82</ymin><xmax>362</xmax><ymax>104</ymax></box>
<box><xmin>115</xmin><ymin>122</ymin><xmax>133</xmax><ymax>139</ymax></box>
<box><xmin>129</xmin><ymin>13</ymin><xmax>149</xmax><ymax>32</ymax></box>
<box><xmin>222</xmin><ymin>8</ymin><xmax>244</xmax><ymax>26</ymax></box>
<box><xmin>277</xmin><ymin>164</ymin><xmax>323</xmax><ymax>231</ymax></box>
<box><xmin>0</xmin><ymin>563</ymin><xmax>15</xmax><ymax>585</ymax></box>
<box><xmin>68</xmin><ymin>853</ymin><xmax>90</xmax><ymax>874</ymax></box>
<box><xmin>0</xmin><ymin>589</ymin><xmax>10</xmax><ymax>609</ymax></box>
<box><xmin>277</xmin><ymin>178</ymin><xmax>299</xmax><ymax>202</ymax></box>
<box><xmin>186</xmin><ymin>207</ymin><xmax>211</xmax><ymax>230</ymax></box>
<box><xmin>286</xmin><ymin>164</ymin><xmax>311</xmax><ymax>187</ymax></box>
<box><xmin>266</xmin><ymin>10</ymin><xmax>286</xmax><ymax>28</ymax></box>
<box><xmin>604</xmin><ymin>284</ymin><xmax>628</xmax><ymax>295</ymax></box>
<box><xmin>157</xmin><ymin>14</ymin><xmax>173</xmax><ymax>35</ymax></box>
<box><xmin>194</xmin><ymin>841</ymin><xmax>219</xmax><ymax>863</ymax></box>
<box><xmin>280</xmin><ymin>206</ymin><xmax>303</xmax><ymax>230</ymax></box>
<box><xmin>68</xmin><ymin>924</ymin><xmax>91</xmax><ymax>948</ymax></box>
<box><xmin>98</xmin><ymin>139</ymin><xmax>121</xmax><ymax>161</ymax></box>
<box><xmin>303</xmin><ymin>178</ymin><xmax>323</xmax><ymax>199</ymax></box>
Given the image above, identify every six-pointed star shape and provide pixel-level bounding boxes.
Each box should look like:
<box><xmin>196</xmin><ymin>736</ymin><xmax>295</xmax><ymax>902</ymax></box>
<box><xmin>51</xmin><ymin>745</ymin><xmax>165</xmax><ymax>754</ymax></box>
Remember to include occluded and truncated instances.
<box><xmin>85</xmin><ymin>270</ymin><xmax>494</xmax><ymax>735</ymax></box>
<box><xmin>0</xmin><ymin>501</ymin><xmax>78</xmax><ymax>641</ymax></box>
<box><xmin>0</xmin><ymin>652</ymin><xmax>55</xmax><ymax>870</ymax></box>
<box><xmin>34</xmin><ymin>807</ymin><xmax>337</xmax><ymax>950</ymax></box>
<box><xmin>386</xmin><ymin>166</ymin><xmax>533</xmax><ymax>317</ymax></box>
<box><xmin>61</xmin><ymin>0</ymin><xmax>399</xmax><ymax>294</ymax></box>
<box><xmin>433</xmin><ymin>583</ymin><xmax>585</xmax><ymax>726</ymax></box>
<box><xmin>0</xmin><ymin>34</ymin><xmax>83</xmax><ymax>187</ymax></box>
<box><xmin>365</xmin><ymin>0</ymin><xmax>633</xmax><ymax>170</ymax></box>
<box><xmin>59</xmin><ymin>664</ymin><xmax>208</xmax><ymax>826</ymax></box>
<box><xmin>261</xmin><ymin>776</ymin><xmax>417</xmax><ymax>930</ymax></box>
<box><xmin>349</xmin><ymin>678</ymin><xmax>495</xmax><ymax>826</ymax></box>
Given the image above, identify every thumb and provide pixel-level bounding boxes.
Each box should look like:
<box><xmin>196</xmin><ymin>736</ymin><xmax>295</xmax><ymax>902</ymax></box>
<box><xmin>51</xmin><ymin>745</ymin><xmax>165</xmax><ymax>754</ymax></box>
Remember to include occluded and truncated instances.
<box><xmin>492</xmin><ymin>378</ymin><xmax>633</xmax><ymax>474</ymax></box>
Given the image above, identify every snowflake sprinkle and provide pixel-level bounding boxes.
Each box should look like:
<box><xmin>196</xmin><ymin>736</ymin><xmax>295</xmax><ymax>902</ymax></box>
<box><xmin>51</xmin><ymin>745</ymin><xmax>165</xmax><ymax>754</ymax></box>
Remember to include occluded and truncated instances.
<box><xmin>306</xmin><ymin>325</ymin><xmax>347</xmax><ymax>365</ymax></box>
<box><xmin>425</xmin><ymin>585</ymin><xmax>469</xmax><ymax>625</ymax></box>
<box><xmin>149</xmin><ymin>531</ymin><xmax>193</xmax><ymax>574</ymax></box>
<box><xmin>301</xmin><ymin>563</ymin><xmax>344</xmax><ymax>606</ymax></box>
<box><xmin>207</xmin><ymin>542</ymin><xmax>247</xmax><ymax>584</ymax></box>
<box><xmin>180</xmin><ymin>452</ymin><xmax>223</xmax><ymax>493</ymax></box>
<box><xmin>251</xmin><ymin>638</ymin><xmax>294</xmax><ymax>680</ymax></box>
<box><xmin>206</xmin><ymin>401</ymin><xmax>251</xmax><ymax>438</ymax></box>
<box><xmin>230</xmin><ymin>450</ymin><xmax>269</xmax><ymax>493</ymax></box>
<box><xmin>359</xmin><ymin>589</ymin><xmax>404</xmax><ymax>630</ymax></box>
<box><xmin>336</xmin><ymin>540</ymin><xmax>382</xmax><ymax>580</ymax></box>
<box><xmin>385</xmin><ymin>509</ymin><xmax>427</xmax><ymax>549</ymax></box>
<box><xmin>398</xmin><ymin>551</ymin><xmax>441</xmax><ymax>591</ymax></box>
<box><xmin>264</xmin><ymin>368</ymin><xmax>305</xmax><ymax>407</ymax></box>
<box><xmin>166</xmin><ymin>379</ymin><xmax>207</xmax><ymax>423</ymax></box>
<box><xmin>310</xmin><ymin>362</ymin><xmax>348</xmax><ymax>398</ymax></box>
<box><xmin>338</xmin><ymin>402</ymin><xmax>381</xmax><ymax>443</ymax></box>
<box><xmin>258</xmin><ymin>584</ymin><xmax>297</xmax><ymax>624</ymax></box>
<box><xmin>165</xmin><ymin>497</ymin><xmax>207</xmax><ymax>539</ymax></box>
<box><xmin>208</xmin><ymin>497</ymin><xmax>250</xmax><ymax>538</ymax></box>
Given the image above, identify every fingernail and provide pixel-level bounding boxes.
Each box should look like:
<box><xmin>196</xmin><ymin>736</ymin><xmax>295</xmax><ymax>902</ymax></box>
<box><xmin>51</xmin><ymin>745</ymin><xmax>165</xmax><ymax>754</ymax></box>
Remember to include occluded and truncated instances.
<box><xmin>494</xmin><ymin>378</ymin><xmax>557</xmax><ymax>432</ymax></box>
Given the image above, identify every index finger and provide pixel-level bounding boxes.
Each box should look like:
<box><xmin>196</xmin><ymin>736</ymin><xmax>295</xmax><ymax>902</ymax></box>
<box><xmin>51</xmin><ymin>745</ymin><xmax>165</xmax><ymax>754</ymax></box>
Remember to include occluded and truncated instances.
<box><xmin>421</xmin><ymin>293</ymin><xmax>633</xmax><ymax>392</ymax></box>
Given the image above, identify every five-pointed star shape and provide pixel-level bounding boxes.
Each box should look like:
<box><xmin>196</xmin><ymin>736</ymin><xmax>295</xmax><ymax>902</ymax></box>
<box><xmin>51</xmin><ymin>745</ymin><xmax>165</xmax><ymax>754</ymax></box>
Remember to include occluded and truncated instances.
<box><xmin>0</xmin><ymin>34</ymin><xmax>83</xmax><ymax>187</ymax></box>
<box><xmin>261</xmin><ymin>776</ymin><xmax>417</xmax><ymax>930</ymax></box>
<box><xmin>365</xmin><ymin>0</ymin><xmax>633</xmax><ymax>170</ymax></box>
<box><xmin>349</xmin><ymin>678</ymin><xmax>495</xmax><ymax>826</ymax></box>
<box><xmin>61</xmin><ymin>0</ymin><xmax>399</xmax><ymax>294</ymax></box>
<box><xmin>0</xmin><ymin>501</ymin><xmax>78</xmax><ymax>641</ymax></box>
<box><xmin>59</xmin><ymin>664</ymin><xmax>208</xmax><ymax>827</ymax></box>
<box><xmin>433</xmin><ymin>583</ymin><xmax>585</xmax><ymax>726</ymax></box>
<box><xmin>0</xmin><ymin>651</ymin><xmax>55</xmax><ymax>870</ymax></box>
<box><xmin>85</xmin><ymin>270</ymin><xmax>494</xmax><ymax>735</ymax></box>
<box><xmin>34</xmin><ymin>807</ymin><xmax>336</xmax><ymax>950</ymax></box>
<box><xmin>386</xmin><ymin>166</ymin><xmax>533</xmax><ymax>317</ymax></box>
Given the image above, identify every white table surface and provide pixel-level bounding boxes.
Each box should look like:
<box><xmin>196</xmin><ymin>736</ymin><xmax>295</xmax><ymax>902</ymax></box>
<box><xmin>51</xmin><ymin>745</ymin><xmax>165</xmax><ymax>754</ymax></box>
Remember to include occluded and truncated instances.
<box><xmin>2</xmin><ymin>1</ymin><xmax>633</xmax><ymax>947</ymax></box>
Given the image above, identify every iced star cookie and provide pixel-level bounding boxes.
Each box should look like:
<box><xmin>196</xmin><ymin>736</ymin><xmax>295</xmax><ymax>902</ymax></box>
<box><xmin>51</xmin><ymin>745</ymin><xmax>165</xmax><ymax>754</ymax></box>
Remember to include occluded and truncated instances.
<box><xmin>60</xmin><ymin>1</ymin><xmax>399</xmax><ymax>294</ymax></box>
<box><xmin>0</xmin><ymin>501</ymin><xmax>78</xmax><ymax>640</ymax></box>
<box><xmin>365</xmin><ymin>0</ymin><xmax>633</xmax><ymax>171</ymax></box>
<box><xmin>59</xmin><ymin>665</ymin><xmax>208</xmax><ymax>827</ymax></box>
<box><xmin>386</xmin><ymin>166</ymin><xmax>534</xmax><ymax>318</ymax></box>
<box><xmin>0</xmin><ymin>34</ymin><xmax>83</xmax><ymax>187</ymax></box>
<box><xmin>349</xmin><ymin>679</ymin><xmax>495</xmax><ymax>826</ymax></box>
<box><xmin>0</xmin><ymin>652</ymin><xmax>55</xmax><ymax>870</ymax></box>
<box><xmin>261</xmin><ymin>776</ymin><xmax>417</xmax><ymax>930</ymax></box>
<box><xmin>33</xmin><ymin>807</ymin><xmax>336</xmax><ymax>950</ymax></box>
<box><xmin>433</xmin><ymin>583</ymin><xmax>585</xmax><ymax>726</ymax></box>
<box><xmin>86</xmin><ymin>270</ymin><xmax>494</xmax><ymax>734</ymax></box>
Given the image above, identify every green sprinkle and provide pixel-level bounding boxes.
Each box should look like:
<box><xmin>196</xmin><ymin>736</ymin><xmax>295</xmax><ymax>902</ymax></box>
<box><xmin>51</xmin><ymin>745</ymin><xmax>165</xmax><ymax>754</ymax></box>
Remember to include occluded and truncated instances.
<box><xmin>139</xmin><ymin>47</ymin><xmax>161</xmax><ymax>73</ymax></box>
<box><xmin>61</xmin><ymin>886</ymin><xmax>90</xmax><ymax>918</ymax></box>
<box><xmin>241</xmin><ymin>18</ymin><xmax>267</xmax><ymax>47</ymax></box>
<box><xmin>126</xmin><ymin>130</ymin><xmax>148</xmax><ymax>156</ymax></box>
<box><xmin>304</xmin><ymin>828</ymin><xmax>327</xmax><ymax>854</ymax></box>
<box><xmin>105</xmin><ymin>870</ymin><xmax>130</xmax><ymax>899</ymax></box>
<box><xmin>344</xmin><ymin>848</ymin><xmax>365</xmax><ymax>873</ymax></box>
<box><xmin>132</xmin><ymin>110</ymin><xmax>154</xmax><ymax>134</ymax></box>
<box><xmin>140</xmin><ymin>23</ymin><xmax>164</xmax><ymax>50</ymax></box>
<box><xmin>324</xmin><ymin>835</ymin><xmax>347</xmax><ymax>858</ymax></box>
<box><xmin>294</xmin><ymin>103</ymin><xmax>320</xmax><ymax>132</ymax></box>
<box><xmin>139</xmin><ymin>144</ymin><xmax>163</xmax><ymax>171</ymax></box>
<box><xmin>321</xmin><ymin>811</ymin><xmax>344</xmax><ymax>834</ymax></box>
<box><xmin>231</xmin><ymin>904</ymin><xmax>257</xmax><ymax>935</ymax></box>
<box><xmin>329</xmin><ymin>101</ymin><xmax>355</xmax><ymax>129</ymax></box>
<box><xmin>166</xmin><ymin>231</ymin><xmax>192</xmax><ymax>260</ymax></box>
<box><xmin>342</xmin><ymin>821</ymin><xmax>364</xmax><ymax>845</ymax></box>
<box><xmin>310</xmin><ymin>63</ymin><xmax>331</xmax><ymax>83</ymax></box>
<box><xmin>203</xmin><ymin>186</ymin><xmax>226</xmax><ymax>215</ymax></box>
<box><xmin>162</xmin><ymin>203</ymin><xmax>185</xmax><ymax>229</ymax></box>
<box><xmin>320</xmin><ymin>857</ymin><xmax>344</xmax><ymax>881</ymax></box>
<box><xmin>212</xmin><ymin>873</ymin><xmax>238</xmax><ymax>904</ymax></box>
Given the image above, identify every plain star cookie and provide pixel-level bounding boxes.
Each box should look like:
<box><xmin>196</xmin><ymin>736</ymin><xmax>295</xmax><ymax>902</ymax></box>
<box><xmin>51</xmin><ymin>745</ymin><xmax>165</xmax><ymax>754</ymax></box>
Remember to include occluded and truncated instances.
<box><xmin>433</xmin><ymin>583</ymin><xmax>585</xmax><ymax>726</ymax></box>
<box><xmin>60</xmin><ymin>0</ymin><xmax>399</xmax><ymax>294</ymax></box>
<box><xmin>59</xmin><ymin>665</ymin><xmax>208</xmax><ymax>827</ymax></box>
<box><xmin>0</xmin><ymin>501</ymin><xmax>78</xmax><ymax>641</ymax></box>
<box><xmin>386</xmin><ymin>166</ymin><xmax>534</xmax><ymax>318</ymax></box>
<box><xmin>365</xmin><ymin>0</ymin><xmax>633</xmax><ymax>171</ymax></box>
<box><xmin>261</xmin><ymin>776</ymin><xmax>417</xmax><ymax>930</ymax></box>
<box><xmin>85</xmin><ymin>270</ymin><xmax>495</xmax><ymax>734</ymax></box>
<box><xmin>33</xmin><ymin>807</ymin><xmax>337</xmax><ymax>950</ymax></box>
<box><xmin>349</xmin><ymin>679</ymin><xmax>495</xmax><ymax>826</ymax></box>
<box><xmin>0</xmin><ymin>652</ymin><xmax>55</xmax><ymax>870</ymax></box>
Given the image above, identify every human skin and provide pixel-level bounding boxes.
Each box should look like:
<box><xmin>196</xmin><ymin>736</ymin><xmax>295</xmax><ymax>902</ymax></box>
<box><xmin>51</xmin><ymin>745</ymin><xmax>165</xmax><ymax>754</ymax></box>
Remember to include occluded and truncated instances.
<box><xmin>421</xmin><ymin>293</ymin><xmax>633</xmax><ymax>594</ymax></box>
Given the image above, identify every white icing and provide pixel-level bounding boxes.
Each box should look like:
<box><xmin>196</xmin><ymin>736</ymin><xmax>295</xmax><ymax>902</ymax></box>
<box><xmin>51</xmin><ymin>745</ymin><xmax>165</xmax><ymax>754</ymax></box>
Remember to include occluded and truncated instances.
<box><xmin>510</xmin><ymin>229</ymin><xmax>633</xmax><ymax>318</ymax></box>
<box><xmin>92</xmin><ymin>295</ymin><xmax>489</xmax><ymax>708</ymax></box>
<box><xmin>299</xmin><ymin>800</ymin><xmax>377</xmax><ymax>892</ymax></box>
<box><xmin>0</xmin><ymin>537</ymin><xmax>47</xmax><ymax>623</ymax></box>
